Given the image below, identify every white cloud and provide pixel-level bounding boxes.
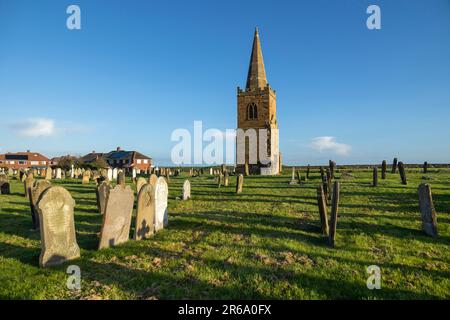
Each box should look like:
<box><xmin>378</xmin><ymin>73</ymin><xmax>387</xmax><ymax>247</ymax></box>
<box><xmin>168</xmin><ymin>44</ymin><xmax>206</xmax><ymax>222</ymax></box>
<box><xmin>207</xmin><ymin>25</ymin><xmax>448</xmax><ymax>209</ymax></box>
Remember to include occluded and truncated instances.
<box><xmin>9</xmin><ymin>118</ymin><xmax>56</xmax><ymax>137</ymax></box>
<box><xmin>310</xmin><ymin>136</ymin><xmax>351</xmax><ymax>156</ymax></box>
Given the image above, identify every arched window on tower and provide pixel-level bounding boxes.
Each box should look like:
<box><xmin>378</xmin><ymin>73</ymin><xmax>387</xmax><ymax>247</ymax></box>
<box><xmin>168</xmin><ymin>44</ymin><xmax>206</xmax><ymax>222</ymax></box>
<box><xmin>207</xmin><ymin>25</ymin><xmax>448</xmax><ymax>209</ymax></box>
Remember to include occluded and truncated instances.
<box><xmin>247</xmin><ymin>103</ymin><xmax>258</xmax><ymax>120</ymax></box>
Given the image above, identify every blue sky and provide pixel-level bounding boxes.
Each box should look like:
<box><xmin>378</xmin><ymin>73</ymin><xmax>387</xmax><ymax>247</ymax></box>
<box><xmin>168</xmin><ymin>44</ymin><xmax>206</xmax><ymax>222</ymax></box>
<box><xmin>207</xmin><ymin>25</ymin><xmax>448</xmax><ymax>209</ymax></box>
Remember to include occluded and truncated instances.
<box><xmin>1</xmin><ymin>0</ymin><xmax>449</xmax><ymax>166</ymax></box>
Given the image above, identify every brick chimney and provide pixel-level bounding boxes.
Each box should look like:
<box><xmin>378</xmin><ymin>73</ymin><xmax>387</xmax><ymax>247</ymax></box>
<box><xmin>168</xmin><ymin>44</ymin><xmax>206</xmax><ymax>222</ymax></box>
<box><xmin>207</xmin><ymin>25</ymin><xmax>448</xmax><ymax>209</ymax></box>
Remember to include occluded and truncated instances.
<box><xmin>117</xmin><ymin>146</ymin><xmax>122</xmax><ymax>151</ymax></box>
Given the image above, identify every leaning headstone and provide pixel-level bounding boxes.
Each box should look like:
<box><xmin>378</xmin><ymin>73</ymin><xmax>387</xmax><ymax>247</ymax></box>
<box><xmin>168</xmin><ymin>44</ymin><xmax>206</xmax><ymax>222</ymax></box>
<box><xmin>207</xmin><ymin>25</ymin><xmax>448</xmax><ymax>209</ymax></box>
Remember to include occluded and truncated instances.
<box><xmin>398</xmin><ymin>161</ymin><xmax>407</xmax><ymax>185</ymax></box>
<box><xmin>381</xmin><ymin>160</ymin><xmax>387</xmax><ymax>179</ymax></box>
<box><xmin>98</xmin><ymin>185</ymin><xmax>134</xmax><ymax>249</ymax></box>
<box><xmin>316</xmin><ymin>184</ymin><xmax>329</xmax><ymax>236</ymax></box>
<box><xmin>236</xmin><ymin>174</ymin><xmax>244</xmax><ymax>194</ymax></box>
<box><xmin>373</xmin><ymin>167</ymin><xmax>378</xmax><ymax>187</ymax></box>
<box><xmin>30</xmin><ymin>180</ymin><xmax>52</xmax><ymax>229</ymax></box>
<box><xmin>418</xmin><ymin>184</ymin><xmax>438</xmax><ymax>237</ymax></box>
<box><xmin>117</xmin><ymin>171</ymin><xmax>125</xmax><ymax>187</ymax></box>
<box><xmin>37</xmin><ymin>186</ymin><xmax>80</xmax><ymax>267</ymax></box>
<box><xmin>328</xmin><ymin>181</ymin><xmax>340</xmax><ymax>248</ymax></box>
<box><xmin>296</xmin><ymin>170</ymin><xmax>302</xmax><ymax>185</ymax></box>
<box><xmin>134</xmin><ymin>183</ymin><xmax>154</xmax><ymax>240</ymax></box>
<box><xmin>182</xmin><ymin>180</ymin><xmax>191</xmax><ymax>200</ymax></box>
<box><xmin>24</xmin><ymin>174</ymin><xmax>35</xmax><ymax>199</ymax></box>
<box><xmin>153</xmin><ymin>177</ymin><xmax>168</xmax><ymax>232</ymax></box>
<box><xmin>136</xmin><ymin>177</ymin><xmax>147</xmax><ymax>195</ymax></box>
<box><xmin>96</xmin><ymin>181</ymin><xmax>112</xmax><ymax>215</ymax></box>
<box><xmin>392</xmin><ymin>157</ymin><xmax>398</xmax><ymax>174</ymax></box>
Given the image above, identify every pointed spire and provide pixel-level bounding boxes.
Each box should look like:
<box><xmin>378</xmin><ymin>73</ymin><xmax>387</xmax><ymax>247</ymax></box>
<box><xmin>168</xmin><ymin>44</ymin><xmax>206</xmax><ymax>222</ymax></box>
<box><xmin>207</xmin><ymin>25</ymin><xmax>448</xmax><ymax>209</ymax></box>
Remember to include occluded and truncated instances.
<box><xmin>246</xmin><ymin>27</ymin><xmax>268</xmax><ymax>90</ymax></box>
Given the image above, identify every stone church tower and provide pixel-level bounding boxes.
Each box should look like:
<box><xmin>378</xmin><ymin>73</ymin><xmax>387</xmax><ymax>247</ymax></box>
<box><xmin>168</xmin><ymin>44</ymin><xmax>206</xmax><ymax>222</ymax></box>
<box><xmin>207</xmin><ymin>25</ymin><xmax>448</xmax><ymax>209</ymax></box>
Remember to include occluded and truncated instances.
<box><xmin>236</xmin><ymin>28</ymin><xmax>280</xmax><ymax>175</ymax></box>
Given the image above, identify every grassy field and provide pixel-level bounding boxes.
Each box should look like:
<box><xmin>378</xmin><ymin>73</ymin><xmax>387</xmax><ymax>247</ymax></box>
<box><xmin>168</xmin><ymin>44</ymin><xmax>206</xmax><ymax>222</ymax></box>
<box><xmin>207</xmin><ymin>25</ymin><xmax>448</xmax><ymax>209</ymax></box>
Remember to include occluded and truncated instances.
<box><xmin>0</xmin><ymin>167</ymin><xmax>449</xmax><ymax>299</ymax></box>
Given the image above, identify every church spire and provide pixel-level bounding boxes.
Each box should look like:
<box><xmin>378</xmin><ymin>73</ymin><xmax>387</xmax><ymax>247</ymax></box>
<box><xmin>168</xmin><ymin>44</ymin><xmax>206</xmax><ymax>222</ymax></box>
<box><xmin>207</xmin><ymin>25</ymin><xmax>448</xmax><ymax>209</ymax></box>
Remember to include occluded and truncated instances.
<box><xmin>245</xmin><ymin>27</ymin><xmax>268</xmax><ymax>90</ymax></box>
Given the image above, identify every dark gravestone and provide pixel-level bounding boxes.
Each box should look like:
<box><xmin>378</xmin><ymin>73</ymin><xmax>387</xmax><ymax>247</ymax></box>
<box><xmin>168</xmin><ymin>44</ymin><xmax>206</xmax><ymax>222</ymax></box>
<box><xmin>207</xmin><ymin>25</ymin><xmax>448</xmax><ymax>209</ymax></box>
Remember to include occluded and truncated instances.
<box><xmin>418</xmin><ymin>184</ymin><xmax>438</xmax><ymax>237</ymax></box>
<box><xmin>316</xmin><ymin>185</ymin><xmax>329</xmax><ymax>236</ymax></box>
<box><xmin>329</xmin><ymin>160</ymin><xmax>336</xmax><ymax>179</ymax></box>
<box><xmin>134</xmin><ymin>183</ymin><xmax>155</xmax><ymax>240</ymax></box>
<box><xmin>30</xmin><ymin>180</ymin><xmax>52</xmax><ymax>229</ymax></box>
<box><xmin>296</xmin><ymin>170</ymin><xmax>302</xmax><ymax>185</ymax></box>
<box><xmin>381</xmin><ymin>160</ymin><xmax>387</xmax><ymax>180</ymax></box>
<box><xmin>398</xmin><ymin>162</ymin><xmax>407</xmax><ymax>185</ymax></box>
<box><xmin>117</xmin><ymin>171</ymin><xmax>125</xmax><ymax>187</ymax></box>
<box><xmin>236</xmin><ymin>174</ymin><xmax>244</xmax><ymax>194</ymax></box>
<box><xmin>320</xmin><ymin>166</ymin><xmax>325</xmax><ymax>183</ymax></box>
<box><xmin>392</xmin><ymin>157</ymin><xmax>398</xmax><ymax>174</ymax></box>
<box><xmin>373</xmin><ymin>167</ymin><xmax>378</xmax><ymax>187</ymax></box>
<box><xmin>96</xmin><ymin>181</ymin><xmax>112</xmax><ymax>215</ymax></box>
<box><xmin>305</xmin><ymin>165</ymin><xmax>310</xmax><ymax>182</ymax></box>
<box><xmin>0</xmin><ymin>182</ymin><xmax>10</xmax><ymax>195</ymax></box>
<box><xmin>326</xmin><ymin>168</ymin><xmax>332</xmax><ymax>201</ymax></box>
<box><xmin>328</xmin><ymin>181</ymin><xmax>340</xmax><ymax>248</ymax></box>
<box><xmin>423</xmin><ymin>161</ymin><xmax>428</xmax><ymax>174</ymax></box>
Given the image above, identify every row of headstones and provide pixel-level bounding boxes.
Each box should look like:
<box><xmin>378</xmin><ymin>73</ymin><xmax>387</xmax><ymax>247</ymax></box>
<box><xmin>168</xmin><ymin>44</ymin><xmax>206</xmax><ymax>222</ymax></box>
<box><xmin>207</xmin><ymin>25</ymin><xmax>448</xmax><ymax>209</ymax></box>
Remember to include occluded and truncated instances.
<box><xmin>22</xmin><ymin>173</ymin><xmax>169</xmax><ymax>268</ymax></box>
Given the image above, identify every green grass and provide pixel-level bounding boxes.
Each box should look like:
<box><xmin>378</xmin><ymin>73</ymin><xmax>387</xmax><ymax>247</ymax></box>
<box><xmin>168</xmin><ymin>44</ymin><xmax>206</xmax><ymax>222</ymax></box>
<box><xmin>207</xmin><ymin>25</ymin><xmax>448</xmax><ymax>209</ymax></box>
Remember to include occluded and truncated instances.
<box><xmin>0</xmin><ymin>168</ymin><xmax>449</xmax><ymax>299</ymax></box>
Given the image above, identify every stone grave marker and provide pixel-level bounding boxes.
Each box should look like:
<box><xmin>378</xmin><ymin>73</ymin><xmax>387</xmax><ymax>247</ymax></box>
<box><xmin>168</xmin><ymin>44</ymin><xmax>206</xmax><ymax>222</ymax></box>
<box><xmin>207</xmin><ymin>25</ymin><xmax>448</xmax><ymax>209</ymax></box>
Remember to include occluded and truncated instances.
<box><xmin>98</xmin><ymin>185</ymin><xmax>134</xmax><ymax>249</ymax></box>
<box><xmin>182</xmin><ymin>180</ymin><xmax>191</xmax><ymax>200</ymax></box>
<box><xmin>55</xmin><ymin>168</ymin><xmax>62</xmax><ymax>180</ymax></box>
<box><xmin>328</xmin><ymin>181</ymin><xmax>340</xmax><ymax>248</ymax></box>
<box><xmin>316</xmin><ymin>184</ymin><xmax>329</xmax><ymax>236</ymax></box>
<box><xmin>373</xmin><ymin>167</ymin><xmax>378</xmax><ymax>187</ymax></box>
<box><xmin>134</xmin><ymin>183</ymin><xmax>154</xmax><ymax>240</ymax></box>
<box><xmin>289</xmin><ymin>167</ymin><xmax>297</xmax><ymax>185</ymax></box>
<box><xmin>236</xmin><ymin>174</ymin><xmax>244</xmax><ymax>194</ymax></box>
<box><xmin>418</xmin><ymin>183</ymin><xmax>438</xmax><ymax>237</ymax></box>
<box><xmin>136</xmin><ymin>177</ymin><xmax>147</xmax><ymax>195</ymax></box>
<box><xmin>153</xmin><ymin>177</ymin><xmax>168</xmax><ymax>232</ymax></box>
<box><xmin>24</xmin><ymin>174</ymin><xmax>35</xmax><ymax>199</ymax></box>
<box><xmin>423</xmin><ymin>161</ymin><xmax>428</xmax><ymax>174</ymax></box>
<box><xmin>96</xmin><ymin>181</ymin><xmax>112</xmax><ymax>215</ymax></box>
<box><xmin>224</xmin><ymin>171</ymin><xmax>229</xmax><ymax>187</ymax></box>
<box><xmin>392</xmin><ymin>157</ymin><xmax>398</xmax><ymax>174</ymax></box>
<box><xmin>117</xmin><ymin>171</ymin><xmax>125</xmax><ymax>187</ymax></box>
<box><xmin>398</xmin><ymin>161</ymin><xmax>407</xmax><ymax>185</ymax></box>
<box><xmin>30</xmin><ymin>180</ymin><xmax>52</xmax><ymax>229</ymax></box>
<box><xmin>37</xmin><ymin>186</ymin><xmax>80</xmax><ymax>267</ymax></box>
<box><xmin>149</xmin><ymin>174</ymin><xmax>158</xmax><ymax>187</ymax></box>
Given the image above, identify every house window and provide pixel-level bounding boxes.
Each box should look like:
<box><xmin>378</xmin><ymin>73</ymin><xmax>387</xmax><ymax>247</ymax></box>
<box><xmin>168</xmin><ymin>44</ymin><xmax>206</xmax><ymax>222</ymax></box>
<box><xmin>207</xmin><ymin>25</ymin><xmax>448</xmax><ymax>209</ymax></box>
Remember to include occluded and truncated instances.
<box><xmin>8</xmin><ymin>161</ymin><xmax>15</xmax><ymax>164</ymax></box>
<box><xmin>137</xmin><ymin>159</ymin><xmax>142</xmax><ymax>164</ymax></box>
<box><xmin>143</xmin><ymin>159</ymin><xmax>148</xmax><ymax>164</ymax></box>
<box><xmin>247</xmin><ymin>103</ymin><xmax>258</xmax><ymax>120</ymax></box>
<box><xmin>41</xmin><ymin>161</ymin><xmax>46</xmax><ymax>165</ymax></box>
<box><xmin>30</xmin><ymin>161</ymin><xmax>39</xmax><ymax>165</ymax></box>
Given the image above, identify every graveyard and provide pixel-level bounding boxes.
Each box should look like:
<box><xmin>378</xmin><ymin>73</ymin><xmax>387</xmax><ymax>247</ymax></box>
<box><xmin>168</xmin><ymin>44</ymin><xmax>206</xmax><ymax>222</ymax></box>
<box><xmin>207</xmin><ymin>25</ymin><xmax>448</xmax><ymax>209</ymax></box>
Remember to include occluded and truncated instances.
<box><xmin>0</xmin><ymin>166</ymin><xmax>449</xmax><ymax>299</ymax></box>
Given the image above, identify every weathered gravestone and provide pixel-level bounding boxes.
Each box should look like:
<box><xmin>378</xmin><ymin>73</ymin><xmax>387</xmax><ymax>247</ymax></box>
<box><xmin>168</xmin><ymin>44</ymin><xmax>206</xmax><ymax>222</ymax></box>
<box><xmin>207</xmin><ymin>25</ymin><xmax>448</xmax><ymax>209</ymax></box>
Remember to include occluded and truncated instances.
<box><xmin>153</xmin><ymin>177</ymin><xmax>168</xmax><ymax>232</ymax></box>
<box><xmin>182</xmin><ymin>180</ymin><xmax>191</xmax><ymax>200</ymax></box>
<box><xmin>328</xmin><ymin>181</ymin><xmax>340</xmax><ymax>248</ymax></box>
<box><xmin>316</xmin><ymin>184</ymin><xmax>329</xmax><ymax>236</ymax></box>
<box><xmin>37</xmin><ymin>186</ymin><xmax>80</xmax><ymax>267</ymax></box>
<box><xmin>82</xmin><ymin>171</ymin><xmax>90</xmax><ymax>184</ymax></box>
<box><xmin>245</xmin><ymin>162</ymin><xmax>250</xmax><ymax>176</ymax></box>
<box><xmin>289</xmin><ymin>167</ymin><xmax>297</xmax><ymax>185</ymax></box>
<box><xmin>136</xmin><ymin>177</ymin><xmax>147</xmax><ymax>196</ymax></box>
<box><xmin>43</xmin><ymin>168</ymin><xmax>52</xmax><ymax>180</ymax></box>
<box><xmin>392</xmin><ymin>157</ymin><xmax>398</xmax><ymax>174</ymax></box>
<box><xmin>55</xmin><ymin>168</ymin><xmax>62</xmax><ymax>180</ymax></box>
<box><xmin>398</xmin><ymin>161</ymin><xmax>407</xmax><ymax>185</ymax></box>
<box><xmin>236</xmin><ymin>174</ymin><xmax>244</xmax><ymax>194</ymax></box>
<box><xmin>418</xmin><ymin>183</ymin><xmax>438</xmax><ymax>237</ymax></box>
<box><xmin>24</xmin><ymin>174</ymin><xmax>34</xmax><ymax>199</ymax></box>
<box><xmin>107</xmin><ymin>168</ymin><xmax>113</xmax><ymax>181</ymax></box>
<box><xmin>224</xmin><ymin>171</ymin><xmax>229</xmax><ymax>187</ymax></box>
<box><xmin>0</xmin><ymin>174</ymin><xmax>10</xmax><ymax>194</ymax></box>
<box><xmin>305</xmin><ymin>165</ymin><xmax>310</xmax><ymax>181</ymax></box>
<box><xmin>149</xmin><ymin>174</ymin><xmax>158</xmax><ymax>187</ymax></box>
<box><xmin>117</xmin><ymin>171</ymin><xmax>125</xmax><ymax>187</ymax></box>
<box><xmin>373</xmin><ymin>167</ymin><xmax>378</xmax><ymax>187</ymax></box>
<box><xmin>134</xmin><ymin>183</ymin><xmax>154</xmax><ymax>240</ymax></box>
<box><xmin>329</xmin><ymin>160</ymin><xmax>336</xmax><ymax>179</ymax></box>
<box><xmin>381</xmin><ymin>160</ymin><xmax>387</xmax><ymax>179</ymax></box>
<box><xmin>29</xmin><ymin>180</ymin><xmax>52</xmax><ymax>229</ymax></box>
<box><xmin>98</xmin><ymin>185</ymin><xmax>134</xmax><ymax>249</ymax></box>
<box><xmin>96</xmin><ymin>181</ymin><xmax>112</xmax><ymax>215</ymax></box>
